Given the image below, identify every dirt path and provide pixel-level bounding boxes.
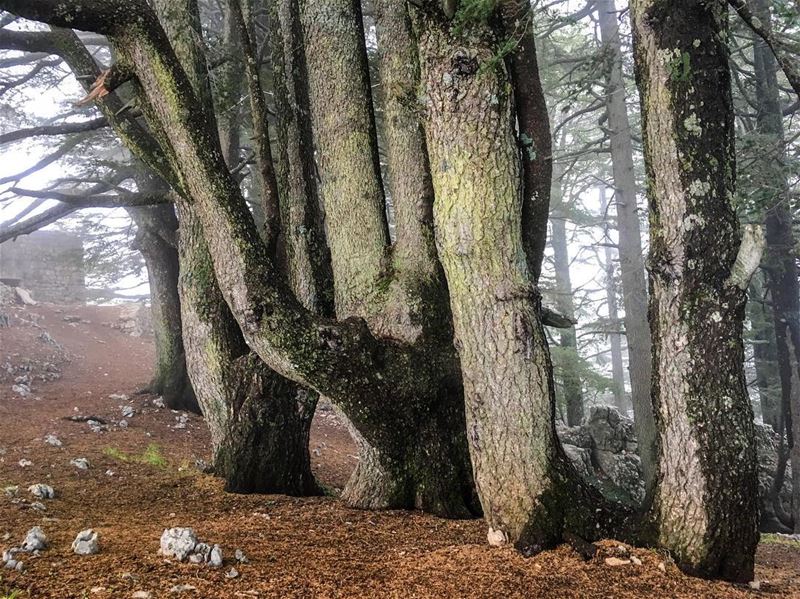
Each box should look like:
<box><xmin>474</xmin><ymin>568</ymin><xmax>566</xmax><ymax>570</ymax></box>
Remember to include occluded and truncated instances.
<box><xmin>1</xmin><ymin>303</ymin><xmax>798</xmax><ymax>598</ymax></box>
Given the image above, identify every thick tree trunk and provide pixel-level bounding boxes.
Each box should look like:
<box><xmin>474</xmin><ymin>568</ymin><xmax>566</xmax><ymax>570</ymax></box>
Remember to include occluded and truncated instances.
<box><xmin>128</xmin><ymin>204</ymin><xmax>198</xmax><ymax>412</ymax></box>
<box><xmin>596</xmin><ymin>0</ymin><xmax>656</xmax><ymax>494</ymax></box>
<box><xmin>416</xmin><ymin>9</ymin><xmax>632</xmax><ymax>550</ymax></box>
<box><xmin>154</xmin><ymin>0</ymin><xmax>319</xmax><ymax>495</ymax></box>
<box><xmin>750</xmin><ymin>0</ymin><xmax>800</xmax><ymax>534</ymax></box>
<box><xmin>632</xmin><ymin>0</ymin><xmax>760</xmax><ymax>581</ymax></box>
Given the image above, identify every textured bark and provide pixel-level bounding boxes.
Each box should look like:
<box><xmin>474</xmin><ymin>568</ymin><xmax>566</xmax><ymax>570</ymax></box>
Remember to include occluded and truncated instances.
<box><xmin>229</xmin><ymin>0</ymin><xmax>282</xmax><ymax>255</ymax></box>
<box><xmin>596</xmin><ymin>0</ymin><xmax>656</xmax><ymax>493</ymax></box>
<box><xmin>632</xmin><ymin>0</ymin><xmax>759</xmax><ymax>581</ymax></box>
<box><xmin>299</xmin><ymin>0</ymin><xmax>389</xmax><ymax>317</ymax></box>
<box><xmin>214</xmin><ymin>1</ymin><xmax>244</xmax><ymax>168</ymax></box>
<box><xmin>750</xmin><ymin>0</ymin><xmax>800</xmax><ymax>534</ymax></box>
<box><xmin>154</xmin><ymin>0</ymin><xmax>318</xmax><ymax>494</ymax></box>
<box><xmin>128</xmin><ymin>204</ymin><xmax>197</xmax><ymax>412</ymax></box>
<box><xmin>177</xmin><ymin>200</ymin><xmax>318</xmax><ymax>494</ymax></box>
<box><xmin>416</xmin><ymin>8</ymin><xmax>632</xmax><ymax>550</ymax></box>
<box><xmin>499</xmin><ymin>0</ymin><xmax>553</xmax><ymax>283</ymax></box>
<box><xmin>270</xmin><ymin>0</ymin><xmax>334</xmax><ymax>315</ymax></box>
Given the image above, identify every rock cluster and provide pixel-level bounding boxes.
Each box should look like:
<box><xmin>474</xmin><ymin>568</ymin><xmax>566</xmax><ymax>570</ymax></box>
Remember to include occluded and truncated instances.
<box><xmin>557</xmin><ymin>406</ymin><xmax>644</xmax><ymax>505</ymax></box>
<box><xmin>558</xmin><ymin>406</ymin><xmax>793</xmax><ymax>528</ymax></box>
<box><xmin>159</xmin><ymin>528</ymin><xmax>223</xmax><ymax>567</ymax></box>
<box><xmin>2</xmin><ymin>526</ymin><xmax>48</xmax><ymax>571</ymax></box>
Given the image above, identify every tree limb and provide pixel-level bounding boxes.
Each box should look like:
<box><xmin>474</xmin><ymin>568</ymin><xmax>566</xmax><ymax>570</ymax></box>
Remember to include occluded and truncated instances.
<box><xmin>6</xmin><ymin>187</ymin><xmax>170</xmax><ymax>207</ymax></box>
<box><xmin>0</xmin><ymin>0</ymin><xmax>138</xmax><ymax>37</ymax></box>
<box><xmin>0</xmin><ymin>117</ymin><xmax>107</xmax><ymax>145</ymax></box>
<box><xmin>729</xmin><ymin>0</ymin><xmax>800</xmax><ymax>100</ymax></box>
<box><xmin>0</xmin><ymin>203</ymin><xmax>75</xmax><ymax>243</ymax></box>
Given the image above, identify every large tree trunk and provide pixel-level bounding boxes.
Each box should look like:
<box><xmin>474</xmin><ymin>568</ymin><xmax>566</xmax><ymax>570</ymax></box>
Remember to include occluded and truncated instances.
<box><xmin>416</xmin><ymin>7</ymin><xmax>632</xmax><ymax>550</ymax></box>
<box><xmin>750</xmin><ymin>0</ymin><xmax>800</xmax><ymax>534</ymax></box>
<box><xmin>152</xmin><ymin>0</ymin><xmax>318</xmax><ymax>495</ymax></box>
<box><xmin>632</xmin><ymin>0</ymin><xmax>760</xmax><ymax>581</ymax></box>
<box><xmin>128</xmin><ymin>205</ymin><xmax>198</xmax><ymax>412</ymax></box>
<box><xmin>596</xmin><ymin>0</ymin><xmax>656</xmax><ymax>494</ymax></box>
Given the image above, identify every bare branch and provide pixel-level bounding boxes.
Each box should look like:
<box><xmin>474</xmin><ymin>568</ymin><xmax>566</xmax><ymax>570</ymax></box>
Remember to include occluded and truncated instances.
<box><xmin>0</xmin><ymin>135</ymin><xmax>85</xmax><ymax>185</ymax></box>
<box><xmin>0</xmin><ymin>202</ymin><xmax>75</xmax><ymax>243</ymax></box>
<box><xmin>0</xmin><ymin>116</ymin><xmax>108</xmax><ymax>144</ymax></box>
<box><xmin>6</xmin><ymin>187</ymin><xmax>170</xmax><ymax>207</ymax></box>
<box><xmin>729</xmin><ymin>0</ymin><xmax>800</xmax><ymax>100</ymax></box>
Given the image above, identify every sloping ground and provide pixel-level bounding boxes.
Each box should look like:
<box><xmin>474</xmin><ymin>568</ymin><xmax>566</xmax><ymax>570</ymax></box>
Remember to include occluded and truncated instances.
<box><xmin>0</xmin><ymin>303</ymin><xmax>798</xmax><ymax>598</ymax></box>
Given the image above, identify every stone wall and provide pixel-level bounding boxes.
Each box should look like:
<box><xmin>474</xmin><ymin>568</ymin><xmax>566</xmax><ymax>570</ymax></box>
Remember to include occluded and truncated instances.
<box><xmin>0</xmin><ymin>231</ymin><xmax>86</xmax><ymax>303</ymax></box>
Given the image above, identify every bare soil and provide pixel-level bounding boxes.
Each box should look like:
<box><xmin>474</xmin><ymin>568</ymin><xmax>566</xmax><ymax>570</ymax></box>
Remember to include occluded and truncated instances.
<box><xmin>1</xmin><ymin>302</ymin><xmax>798</xmax><ymax>598</ymax></box>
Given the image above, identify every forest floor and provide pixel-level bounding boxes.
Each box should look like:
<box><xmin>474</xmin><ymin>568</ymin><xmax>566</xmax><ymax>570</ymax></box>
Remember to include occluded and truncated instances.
<box><xmin>0</xmin><ymin>302</ymin><xmax>798</xmax><ymax>599</ymax></box>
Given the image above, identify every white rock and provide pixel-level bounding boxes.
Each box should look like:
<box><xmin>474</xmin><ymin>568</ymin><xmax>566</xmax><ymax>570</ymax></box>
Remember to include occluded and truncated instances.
<box><xmin>118</xmin><ymin>419</ymin><xmax>129</xmax><ymax>428</ymax></box>
<box><xmin>21</xmin><ymin>526</ymin><xmax>47</xmax><ymax>551</ymax></box>
<box><xmin>121</xmin><ymin>405</ymin><xmax>135</xmax><ymax>418</ymax></box>
<box><xmin>749</xmin><ymin>580</ymin><xmax>761</xmax><ymax>591</ymax></box>
<box><xmin>88</xmin><ymin>420</ymin><xmax>105</xmax><ymax>433</ymax></box>
<box><xmin>71</xmin><ymin>457</ymin><xmax>90</xmax><ymax>470</ymax></box>
<box><xmin>72</xmin><ymin>529</ymin><xmax>100</xmax><ymax>555</ymax></box>
<box><xmin>18</xmin><ymin>458</ymin><xmax>32</xmax><ymax>467</ymax></box>
<box><xmin>160</xmin><ymin>528</ymin><xmax>197</xmax><ymax>562</ymax></box>
<box><xmin>152</xmin><ymin>397</ymin><xmax>165</xmax><ymax>409</ymax></box>
<box><xmin>209</xmin><ymin>544</ymin><xmax>223</xmax><ymax>568</ymax></box>
<box><xmin>30</xmin><ymin>502</ymin><xmax>47</xmax><ymax>512</ymax></box>
<box><xmin>226</xmin><ymin>567</ymin><xmax>239</xmax><ymax>579</ymax></box>
<box><xmin>234</xmin><ymin>548</ymin><xmax>248</xmax><ymax>564</ymax></box>
<box><xmin>28</xmin><ymin>483</ymin><xmax>55</xmax><ymax>499</ymax></box>
<box><xmin>3</xmin><ymin>485</ymin><xmax>19</xmax><ymax>497</ymax></box>
<box><xmin>44</xmin><ymin>434</ymin><xmax>63</xmax><ymax>447</ymax></box>
<box><xmin>109</xmin><ymin>394</ymin><xmax>129</xmax><ymax>401</ymax></box>
<box><xmin>486</xmin><ymin>527</ymin><xmax>508</xmax><ymax>546</ymax></box>
<box><xmin>12</xmin><ymin>384</ymin><xmax>30</xmax><ymax>397</ymax></box>
<box><xmin>132</xmin><ymin>592</ymin><xmax>153</xmax><ymax>599</ymax></box>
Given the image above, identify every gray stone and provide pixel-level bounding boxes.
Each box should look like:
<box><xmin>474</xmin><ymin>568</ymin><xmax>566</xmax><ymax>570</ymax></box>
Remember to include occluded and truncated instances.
<box><xmin>562</xmin><ymin>444</ymin><xmax>594</xmax><ymax>480</ymax></box>
<box><xmin>21</xmin><ymin>526</ymin><xmax>47</xmax><ymax>552</ymax></box>
<box><xmin>234</xmin><ymin>548</ymin><xmax>248</xmax><ymax>564</ymax></box>
<box><xmin>556</xmin><ymin>422</ymin><xmax>592</xmax><ymax>449</ymax></box>
<box><xmin>121</xmin><ymin>405</ymin><xmax>135</xmax><ymax>419</ymax></box>
<box><xmin>584</xmin><ymin>406</ymin><xmax>636</xmax><ymax>453</ymax></box>
<box><xmin>72</xmin><ymin>529</ymin><xmax>100</xmax><ymax>555</ymax></box>
<box><xmin>160</xmin><ymin>528</ymin><xmax>197</xmax><ymax>562</ymax></box>
<box><xmin>226</xmin><ymin>567</ymin><xmax>239</xmax><ymax>579</ymax></box>
<box><xmin>44</xmin><ymin>434</ymin><xmax>63</xmax><ymax>447</ymax></box>
<box><xmin>209</xmin><ymin>545</ymin><xmax>223</xmax><ymax>568</ymax></box>
<box><xmin>132</xmin><ymin>592</ymin><xmax>153</xmax><ymax>599</ymax></box>
<box><xmin>28</xmin><ymin>483</ymin><xmax>55</xmax><ymax>499</ymax></box>
<box><xmin>70</xmin><ymin>457</ymin><xmax>90</xmax><ymax>470</ymax></box>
